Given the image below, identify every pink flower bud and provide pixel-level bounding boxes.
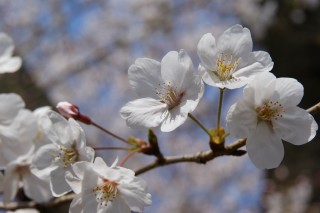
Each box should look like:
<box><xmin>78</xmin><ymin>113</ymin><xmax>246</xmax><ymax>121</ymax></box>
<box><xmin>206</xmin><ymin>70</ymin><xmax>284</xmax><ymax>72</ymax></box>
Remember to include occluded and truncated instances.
<box><xmin>56</xmin><ymin>102</ymin><xmax>80</xmax><ymax>118</ymax></box>
<box><xmin>56</xmin><ymin>101</ymin><xmax>92</xmax><ymax>124</ymax></box>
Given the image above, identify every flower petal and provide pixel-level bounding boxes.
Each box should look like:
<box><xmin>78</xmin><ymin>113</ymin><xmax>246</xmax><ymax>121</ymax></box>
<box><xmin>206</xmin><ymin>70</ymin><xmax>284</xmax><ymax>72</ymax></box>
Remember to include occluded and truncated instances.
<box><xmin>226</xmin><ymin>100</ymin><xmax>257</xmax><ymax>138</ymax></box>
<box><xmin>272</xmin><ymin>78</ymin><xmax>304</xmax><ymax>107</ymax></box>
<box><xmin>0</xmin><ymin>33</ymin><xmax>14</xmax><ymax>60</ymax></box>
<box><xmin>246</xmin><ymin>122</ymin><xmax>284</xmax><ymax>169</ymax></box>
<box><xmin>128</xmin><ymin>58</ymin><xmax>162</xmax><ymax>99</ymax></box>
<box><xmin>235</xmin><ymin>51</ymin><xmax>273</xmax><ymax>78</ymax></box>
<box><xmin>0</xmin><ymin>93</ymin><xmax>25</xmax><ymax>125</ymax></box>
<box><xmin>0</xmin><ymin>57</ymin><xmax>22</xmax><ymax>73</ymax></box>
<box><xmin>243</xmin><ymin>72</ymin><xmax>277</xmax><ymax>106</ymax></box>
<box><xmin>197</xmin><ymin>33</ymin><xmax>218</xmax><ymax>70</ymax></box>
<box><xmin>217</xmin><ymin>24</ymin><xmax>253</xmax><ymax>57</ymax></box>
<box><xmin>104</xmin><ymin>195</ymin><xmax>131</xmax><ymax>213</ymax></box>
<box><xmin>161</xmin><ymin>50</ymin><xmax>195</xmax><ymax>92</ymax></box>
<box><xmin>69</xmin><ymin>193</ymin><xmax>84</xmax><ymax>213</ymax></box>
<box><xmin>273</xmin><ymin>107</ymin><xmax>318</xmax><ymax>145</ymax></box>
<box><xmin>118</xmin><ymin>177</ymin><xmax>152</xmax><ymax>212</ymax></box>
<box><xmin>120</xmin><ymin>98</ymin><xmax>167</xmax><ymax>128</ymax></box>
<box><xmin>32</xmin><ymin>144</ymin><xmax>57</xmax><ymax>170</ymax></box>
<box><xmin>23</xmin><ymin>172</ymin><xmax>52</xmax><ymax>202</ymax></box>
<box><xmin>3</xmin><ymin>164</ymin><xmax>19</xmax><ymax>203</ymax></box>
<box><xmin>50</xmin><ymin>167</ymin><xmax>71</xmax><ymax>197</ymax></box>
<box><xmin>160</xmin><ymin>107</ymin><xmax>188</xmax><ymax>132</ymax></box>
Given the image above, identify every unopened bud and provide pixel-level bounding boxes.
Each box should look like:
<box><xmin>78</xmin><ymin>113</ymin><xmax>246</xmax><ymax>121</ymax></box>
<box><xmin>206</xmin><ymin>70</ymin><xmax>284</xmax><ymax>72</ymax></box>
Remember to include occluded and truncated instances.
<box><xmin>56</xmin><ymin>101</ymin><xmax>92</xmax><ymax>124</ymax></box>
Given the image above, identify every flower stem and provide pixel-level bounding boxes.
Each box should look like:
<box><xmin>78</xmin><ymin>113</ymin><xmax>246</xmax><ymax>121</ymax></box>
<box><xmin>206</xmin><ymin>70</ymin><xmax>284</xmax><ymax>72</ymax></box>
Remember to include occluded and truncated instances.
<box><xmin>93</xmin><ymin>147</ymin><xmax>131</xmax><ymax>151</ymax></box>
<box><xmin>217</xmin><ymin>88</ymin><xmax>225</xmax><ymax>133</ymax></box>
<box><xmin>118</xmin><ymin>149</ymin><xmax>140</xmax><ymax>167</ymax></box>
<box><xmin>188</xmin><ymin>113</ymin><xmax>212</xmax><ymax>137</ymax></box>
<box><xmin>91</xmin><ymin>121</ymin><xmax>130</xmax><ymax>145</ymax></box>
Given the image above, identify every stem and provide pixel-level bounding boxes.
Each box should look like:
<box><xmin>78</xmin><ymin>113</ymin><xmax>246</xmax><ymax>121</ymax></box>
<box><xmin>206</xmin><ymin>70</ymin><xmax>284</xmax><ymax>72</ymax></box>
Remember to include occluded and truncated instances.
<box><xmin>91</xmin><ymin>121</ymin><xmax>130</xmax><ymax>145</ymax></box>
<box><xmin>118</xmin><ymin>149</ymin><xmax>140</xmax><ymax>167</ymax></box>
<box><xmin>216</xmin><ymin>88</ymin><xmax>225</xmax><ymax>132</ymax></box>
<box><xmin>93</xmin><ymin>147</ymin><xmax>131</xmax><ymax>151</ymax></box>
<box><xmin>188</xmin><ymin>113</ymin><xmax>212</xmax><ymax>137</ymax></box>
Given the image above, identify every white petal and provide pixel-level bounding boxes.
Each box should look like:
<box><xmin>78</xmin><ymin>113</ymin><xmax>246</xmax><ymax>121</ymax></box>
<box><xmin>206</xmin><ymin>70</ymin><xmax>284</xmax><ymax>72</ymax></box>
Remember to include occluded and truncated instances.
<box><xmin>120</xmin><ymin>98</ymin><xmax>167</xmax><ymax>129</ymax></box>
<box><xmin>83</xmin><ymin>193</ymin><xmax>100</xmax><ymax>213</ymax></box>
<box><xmin>0</xmin><ymin>33</ymin><xmax>14</xmax><ymax>59</ymax></box>
<box><xmin>217</xmin><ymin>24</ymin><xmax>253</xmax><ymax>57</ymax></box>
<box><xmin>226</xmin><ymin>100</ymin><xmax>257</xmax><ymax>138</ymax></box>
<box><xmin>181</xmin><ymin>76</ymin><xmax>204</xmax><ymax>112</ymax></box>
<box><xmin>234</xmin><ymin>51</ymin><xmax>273</xmax><ymax>78</ymax></box>
<box><xmin>246</xmin><ymin>122</ymin><xmax>284</xmax><ymax>169</ymax></box>
<box><xmin>118</xmin><ymin>177</ymin><xmax>152</xmax><ymax>212</ymax></box>
<box><xmin>47</xmin><ymin>111</ymin><xmax>73</xmax><ymax>146</ymax></box>
<box><xmin>50</xmin><ymin>167</ymin><xmax>71</xmax><ymax>197</ymax></box>
<box><xmin>32</xmin><ymin>144</ymin><xmax>57</xmax><ymax>170</ymax></box>
<box><xmin>128</xmin><ymin>58</ymin><xmax>162</xmax><ymax>99</ymax></box>
<box><xmin>3</xmin><ymin>164</ymin><xmax>19</xmax><ymax>203</ymax></box>
<box><xmin>69</xmin><ymin>193</ymin><xmax>84</xmax><ymax>213</ymax></box>
<box><xmin>200</xmin><ymin>65</ymin><xmax>221</xmax><ymax>88</ymax></box>
<box><xmin>0</xmin><ymin>93</ymin><xmax>25</xmax><ymax>125</ymax></box>
<box><xmin>78</xmin><ymin>146</ymin><xmax>95</xmax><ymax>163</ymax></box>
<box><xmin>161</xmin><ymin>50</ymin><xmax>194</xmax><ymax>92</ymax></box>
<box><xmin>197</xmin><ymin>33</ymin><xmax>218</xmax><ymax>70</ymax></box>
<box><xmin>103</xmin><ymin>195</ymin><xmax>130</xmax><ymax>213</ymax></box>
<box><xmin>23</xmin><ymin>172</ymin><xmax>52</xmax><ymax>202</ymax></box>
<box><xmin>243</xmin><ymin>72</ymin><xmax>277</xmax><ymax>106</ymax></box>
<box><xmin>272</xmin><ymin>78</ymin><xmax>304</xmax><ymax>107</ymax></box>
<box><xmin>273</xmin><ymin>107</ymin><xmax>318</xmax><ymax>145</ymax></box>
<box><xmin>160</xmin><ymin>107</ymin><xmax>188</xmax><ymax>132</ymax></box>
<box><xmin>0</xmin><ymin>57</ymin><xmax>22</xmax><ymax>73</ymax></box>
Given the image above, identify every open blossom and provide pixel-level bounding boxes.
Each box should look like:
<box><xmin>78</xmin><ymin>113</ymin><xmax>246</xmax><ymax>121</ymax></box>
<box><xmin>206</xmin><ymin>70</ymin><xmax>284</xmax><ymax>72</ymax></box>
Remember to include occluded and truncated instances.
<box><xmin>65</xmin><ymin>157</ymin><xmax>151</xmax><ymax>213</ymax></box>
<box><xmin>0</xmin><ymin>94</ymin><xmax>37</xmax><ymax>168</ymax></box>
<box><xmin>32</xmin><ymin>111</ymin><xmax>94</xmax><ymax>197</ymax></box>
<box><xmin>226</xmin><ymin>72</ymin><xmax>318</xmax><ymax>169</ymax></box>
<box><xmin>0</xmin><ymin>33</ymin><xmax>22</xmax><ymax>73</ymax></box>
<box><xmin>120</xmin><ymin>50</ymin><xmax>204</xmax><ymax>132</ymax></box>
<box><xmin>2</xmin><ymin>150</ymin><xmax>52</xmax><ymax>203</ymax></box>
<box><xmin>197</xmin><ymin>24</ymin><xmax>273</xmax><ymax>89</ymax></box>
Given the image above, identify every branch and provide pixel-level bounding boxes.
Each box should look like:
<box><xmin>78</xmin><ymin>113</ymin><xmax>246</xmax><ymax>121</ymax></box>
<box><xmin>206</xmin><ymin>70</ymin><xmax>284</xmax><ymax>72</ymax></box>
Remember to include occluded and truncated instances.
<box><xmin>0</xmin><ymin>102</ymin><xmax>318</xmax><ymax>210</ymax></box>
<box><xmin>134</xmin><ymin>102</ymin><xmax>320</xmax><ymax>176</ymax></box>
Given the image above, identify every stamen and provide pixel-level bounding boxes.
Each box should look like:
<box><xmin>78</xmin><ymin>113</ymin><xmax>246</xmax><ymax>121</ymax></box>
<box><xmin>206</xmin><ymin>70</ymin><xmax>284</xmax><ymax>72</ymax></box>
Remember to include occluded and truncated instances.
<box><xmin>93</xmin><ymin>179</ymin><xmax>119</xmax><ymax>207</ymax></box>
<box><xmin>155</xmin><ymin>82</ymin><xmax>184</xmax><ymax>110</ymax></box>
<box><xmin>256</xmin><ymin>101</ymin><xmax>285</xmax><ymax>122</ymax></box>
<box><xmin>214</xmin><ymin>52</ymin><xmax>239</xmax><ymax>81</ymax></box>
<box><xmin>54</xmin><ymin>144</ymin><xmax>78</xmax><ymax>167</ymax></box>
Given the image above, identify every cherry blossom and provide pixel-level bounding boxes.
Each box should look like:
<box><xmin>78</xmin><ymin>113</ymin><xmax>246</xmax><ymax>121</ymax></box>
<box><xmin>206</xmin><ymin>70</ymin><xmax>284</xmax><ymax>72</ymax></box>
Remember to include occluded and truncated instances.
<box><xmin>32</xmin><ymin>111</ymin><xmax>95</xmax><ymax>197</ymax></box>
<box><xmin>65</xmin><ymin>157</ymin><xmax>151</xmax><ymax>213</ymax></box>
<box><xmin>197</xmin><ymin>24</ymin><xmax>273</xmax><ymax>89</ymax></box>
<box><xmin>226</xmin><ymin>72</ymin><xmax>318</xmax><ymax>168</ymax></box>
<box><xmin>0</xmin><ymin>33</ymin><xmax>22</xmax><ymax>73</ymax></box>
<box><xmin>120</xmin><ymin>50</ymin><xmax>204</xmax><ymax>132</ymax></box>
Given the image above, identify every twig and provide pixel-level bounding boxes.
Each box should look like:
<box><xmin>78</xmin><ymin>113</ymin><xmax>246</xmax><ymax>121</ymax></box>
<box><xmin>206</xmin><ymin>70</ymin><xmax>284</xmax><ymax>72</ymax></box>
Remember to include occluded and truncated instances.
<box><xmin>0</xmin><ymin>102</ymin><xmax>318</xmax><ymax>210</ymax></box>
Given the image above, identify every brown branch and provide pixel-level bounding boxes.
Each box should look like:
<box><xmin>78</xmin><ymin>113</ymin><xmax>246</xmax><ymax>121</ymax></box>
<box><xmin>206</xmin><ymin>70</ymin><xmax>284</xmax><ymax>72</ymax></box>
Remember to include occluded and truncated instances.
<box><xmin>0</xmin><ymin>102</ymin><xmax>318</xmax><ymax>210</ymax></box>
<box><xmin>0</xmin><ymin>194</ymin><xmax>75</xmax><ymax>211</ymax></box>
<box><xmin>134</xmin><ymin>102</ymin><xmax>320</xmax><ymax>176</ymax></box>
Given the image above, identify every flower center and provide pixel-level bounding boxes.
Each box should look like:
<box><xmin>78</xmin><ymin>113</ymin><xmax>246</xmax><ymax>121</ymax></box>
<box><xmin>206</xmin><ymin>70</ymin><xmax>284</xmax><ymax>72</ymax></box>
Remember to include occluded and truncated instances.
<box><xmin>156</xmin><ymin>82</ymin><xmax>184</xmax><ymax>110</ymax></box>
<box><xmin>215</xmin><ymin>52</ymin><xmax>239</xmax><ymax>81</ymax></box>
<box><xmin>93</xmin><ymin>179</ymin><xmax>119</xmax><ymax>207</ymax></box>
<box><xmin>54</xmin><ymin>145</ymin><xmax>78</xmax><ymax>167</ymax></box>
<box><xmin>256</xmin><ymin>101</ymin><xmax>285</xmax><ymax>121</ymax></box>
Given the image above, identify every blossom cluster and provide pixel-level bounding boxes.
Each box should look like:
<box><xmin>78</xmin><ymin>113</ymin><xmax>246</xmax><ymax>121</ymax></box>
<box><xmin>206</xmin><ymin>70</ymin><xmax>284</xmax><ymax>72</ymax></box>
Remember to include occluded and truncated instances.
<box><xmin>0</xmin><ymin>24</ymin><xmax>318</xmax><ymax>212</ymax></box>
<box><xmin>0</xmin><ymin>34</ymin><xmax>151</xmax><ymax>212</ymax></box>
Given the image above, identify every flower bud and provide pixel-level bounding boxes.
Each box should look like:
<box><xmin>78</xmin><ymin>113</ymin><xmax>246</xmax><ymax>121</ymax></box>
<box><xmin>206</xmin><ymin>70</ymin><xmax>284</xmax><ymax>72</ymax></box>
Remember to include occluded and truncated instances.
<box><xmin>56</xmin><ymin>101</ymin><xmax>92</xmax><ymax>124</ymax></box>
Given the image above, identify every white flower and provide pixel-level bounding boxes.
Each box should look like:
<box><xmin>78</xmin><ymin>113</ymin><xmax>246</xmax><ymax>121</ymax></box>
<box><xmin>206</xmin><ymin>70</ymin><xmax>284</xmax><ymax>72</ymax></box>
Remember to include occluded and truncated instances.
<box><xmin>197</xmin><ymin>24</ymin><xmax>274</xmax><ymax>89</ymax></box>
<box><xmin>0</xmin><ymin>33</ymin><xmax>22</xmax><ymax>73</ymax></box>
<box><xmin>65</xmin><ymin>157</ymin><xmax>152</xmax><ymax>213</ymax></box>
<box><xmin>120</xmin><ymin>50</ymin><xmax>204</xmax><ymax>132</ymax></box>
<box><xmin>226</xmin><ymin>72</ymin><xmax>318</xmax><ymax>169</ymax></box>
<box><xmin>0</xmin><ymin>94</ymin><xmax>37</xmax><ymax>167</ymax></box>
<box><xmin>32</xmin><ymin>111</ymin><xmax>94</xmax><ymax>197</ymax></box>
<box><xmin>7</xmin><ymin>209</ymin><xmax>40</xmax><ymax>213</ymax></box>
<box><xmin>2</xmin><ymin>150</ymin><xmax>52</xmax><ymax>203</ymax></box>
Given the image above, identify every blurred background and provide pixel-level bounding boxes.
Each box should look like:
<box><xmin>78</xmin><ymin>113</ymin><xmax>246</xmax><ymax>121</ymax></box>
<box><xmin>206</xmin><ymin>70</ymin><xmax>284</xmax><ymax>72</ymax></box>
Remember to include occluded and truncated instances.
<box><xmin>0</xmin><ymin>0</ymin><xmax>319</xmax><ymax>212</ymax></box>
